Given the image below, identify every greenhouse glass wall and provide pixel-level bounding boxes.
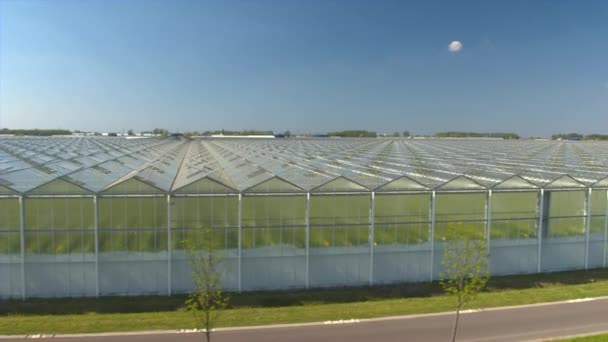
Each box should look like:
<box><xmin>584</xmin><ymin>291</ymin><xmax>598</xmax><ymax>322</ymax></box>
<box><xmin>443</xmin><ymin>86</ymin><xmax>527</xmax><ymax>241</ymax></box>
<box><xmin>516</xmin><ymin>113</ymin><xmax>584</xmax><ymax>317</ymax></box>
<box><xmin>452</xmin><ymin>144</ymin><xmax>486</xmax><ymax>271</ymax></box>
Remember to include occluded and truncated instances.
<box><xmin>1</xmin><ymin>136</ymin><xmax>608</xmax><ymax>298</ymax></box>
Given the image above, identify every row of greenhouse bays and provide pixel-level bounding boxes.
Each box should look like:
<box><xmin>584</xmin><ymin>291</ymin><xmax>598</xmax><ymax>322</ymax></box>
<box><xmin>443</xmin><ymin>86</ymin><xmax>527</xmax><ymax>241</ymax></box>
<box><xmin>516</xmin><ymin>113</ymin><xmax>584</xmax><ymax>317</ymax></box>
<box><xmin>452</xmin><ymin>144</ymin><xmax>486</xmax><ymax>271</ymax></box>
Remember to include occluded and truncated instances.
<box><xmin>0</xmin><ymin>189</ymin><xmax>606</xmax><ymax>298</ymax></box>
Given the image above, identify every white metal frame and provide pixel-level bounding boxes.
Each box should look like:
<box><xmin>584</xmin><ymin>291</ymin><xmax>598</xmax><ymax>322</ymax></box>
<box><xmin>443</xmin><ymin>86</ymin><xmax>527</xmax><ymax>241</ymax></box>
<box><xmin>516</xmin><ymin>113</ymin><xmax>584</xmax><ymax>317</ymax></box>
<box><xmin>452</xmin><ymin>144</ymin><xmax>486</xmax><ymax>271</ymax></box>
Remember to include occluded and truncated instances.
<box><xmin>429</xmin><ymin>191</ymin><xmax>436</xmax><ymax>282</ymax></box>
<box><xmin>305</xmin><ymin>192</ymin><xmax>311</xmax><ymax>289</ymax></box>
<box><xmin>167</xmin><ymin>194</ymin><xmax>172</xmax><ymax>296</ymax></box>
<box><xmin>237</xmin><ymin>193</ymin><xmax>242</xmax><ymax>293</ymax></box>
<box><xmin>485</xmin><ymin>190</ymin><xmax>492</xmax><ymax>256</ymax></box>
<box><xmin>94</xmin><ymin>195</ymin><xmax>100</xmax><ymax>297</ymax></box>
<box><xmin>369</xmin><ymin>191</ymin><xmax>375</xmax><ymax>286</ymax></box>
<box><xmin>537</xmin><ymin>189</ymin><xmax>545</xmax><ymax>273</ymax></box>
<box><xmin>19</xmin><ymin>195</ymin><xmax>26</xmax><ymax>300</ymax></box>
<box><xmin>604</xmin><ymin>190</ymin><xmax>608</xmax><ymax>268</ymax></box>
<box><xmin>584</xmin><ymin>188</ymin><xmax>592</xmax><ymax>269</ymax></box>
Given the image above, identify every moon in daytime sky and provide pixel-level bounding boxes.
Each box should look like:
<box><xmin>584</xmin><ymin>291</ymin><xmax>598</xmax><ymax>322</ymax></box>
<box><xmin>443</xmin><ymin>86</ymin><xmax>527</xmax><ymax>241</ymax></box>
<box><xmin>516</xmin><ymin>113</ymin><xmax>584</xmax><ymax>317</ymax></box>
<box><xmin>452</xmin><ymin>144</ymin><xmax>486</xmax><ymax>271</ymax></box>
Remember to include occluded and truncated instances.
<box><xmin>448</xmin><ymin>40</ymin><xmax>463</xmax><ymax>52</ymax></box>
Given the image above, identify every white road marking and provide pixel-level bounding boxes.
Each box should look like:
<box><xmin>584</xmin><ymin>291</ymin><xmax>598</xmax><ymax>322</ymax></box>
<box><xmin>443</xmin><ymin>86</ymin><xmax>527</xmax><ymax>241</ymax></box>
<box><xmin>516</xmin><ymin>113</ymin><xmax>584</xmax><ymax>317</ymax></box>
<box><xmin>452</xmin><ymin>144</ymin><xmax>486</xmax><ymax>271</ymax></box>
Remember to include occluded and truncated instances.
<box><xmin>461</xmin><ymin>309</ymin><xmax>481</xmax><ymax>314</ymax></box>
<box><xmin>323</xmin><ymin>319</ymin><xmax>361</xmax><ymax>325</ymax></box>
<box><xmin>566</xmin><ymin>298</ymin><xmax>596</xmax><ymax>303</ymax></box>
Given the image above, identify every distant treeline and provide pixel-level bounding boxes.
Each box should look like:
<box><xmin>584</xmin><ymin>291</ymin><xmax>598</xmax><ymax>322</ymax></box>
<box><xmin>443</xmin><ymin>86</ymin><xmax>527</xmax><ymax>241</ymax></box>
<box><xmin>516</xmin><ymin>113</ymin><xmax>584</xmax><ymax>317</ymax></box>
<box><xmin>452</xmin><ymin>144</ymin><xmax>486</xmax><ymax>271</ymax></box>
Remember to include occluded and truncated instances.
<box><xmin>552</xmin><ymin>133</ymin><xmax>608</xmax><ymax>141</ymax></box>
<box><xmin>204</xmin><ymin>130</ymin><xmax>274</xmax><ymax>136</ymax></box>
<box><xmin>327</xmin><ymin>130</ymin><xmax>377</xmax><ymax>138</ymax></box>
<box><xmin>181</xmin><ymin>130</ymin><xmax>275</xmax><ymax>137</ymax></box>
<box><xmin>584</xmin><ymin>134</ymin><xmax>608</xmax><ymax>141</ymax></box>
<box><xmin>0</xmin><ymin>128</ymin><xmax>71</xmax><ymax>136</ymax></box>
<box><xmin>435</xmin><ymin>132</ymin><xmax>520</xmax><ymax>139</ymax></box>
<box><xmin>140</xmin><ymin>128</ymin><xmax>170</xmax><ymax>136</ymax></box>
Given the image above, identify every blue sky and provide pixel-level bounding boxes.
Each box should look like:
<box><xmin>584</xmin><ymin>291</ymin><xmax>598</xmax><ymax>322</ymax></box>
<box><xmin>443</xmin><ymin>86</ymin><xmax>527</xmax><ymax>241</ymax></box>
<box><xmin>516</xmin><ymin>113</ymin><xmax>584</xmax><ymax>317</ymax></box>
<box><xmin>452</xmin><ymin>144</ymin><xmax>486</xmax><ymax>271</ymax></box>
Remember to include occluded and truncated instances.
<box><xmin>1</xmin><ymin>0</ymin><xmax>607</xmax><ymax>136</ymax></box>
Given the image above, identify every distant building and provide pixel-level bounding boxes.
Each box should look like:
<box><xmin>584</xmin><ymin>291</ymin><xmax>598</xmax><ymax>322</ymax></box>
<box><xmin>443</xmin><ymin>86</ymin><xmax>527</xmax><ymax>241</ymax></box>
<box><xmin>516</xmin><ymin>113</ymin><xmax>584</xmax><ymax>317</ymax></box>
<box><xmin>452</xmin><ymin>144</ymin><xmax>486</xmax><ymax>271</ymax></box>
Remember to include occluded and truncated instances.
<box><xmin>210</xmin><ymin>134</ymin><xmax>275</xmax><ymax>139</ymax></box>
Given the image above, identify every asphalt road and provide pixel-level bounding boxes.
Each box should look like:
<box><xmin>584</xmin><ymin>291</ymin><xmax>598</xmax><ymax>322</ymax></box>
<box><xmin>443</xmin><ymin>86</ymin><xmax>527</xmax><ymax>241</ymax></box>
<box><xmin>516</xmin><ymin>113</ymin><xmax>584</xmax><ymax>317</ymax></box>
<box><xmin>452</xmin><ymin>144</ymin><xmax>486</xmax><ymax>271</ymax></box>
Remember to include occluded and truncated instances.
<box><xmin>6</xmin><ymin>298</ymin><xmax>608</xmax><ymax>342</ymax></box>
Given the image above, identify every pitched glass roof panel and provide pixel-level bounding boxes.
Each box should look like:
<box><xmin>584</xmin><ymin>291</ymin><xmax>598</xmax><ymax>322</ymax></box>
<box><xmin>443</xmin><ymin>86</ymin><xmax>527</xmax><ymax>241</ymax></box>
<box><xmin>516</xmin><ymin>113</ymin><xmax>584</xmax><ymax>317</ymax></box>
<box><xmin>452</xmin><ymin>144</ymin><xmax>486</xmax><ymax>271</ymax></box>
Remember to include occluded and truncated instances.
<box><xmin>27</xmin><ymin>178</ymin><xmax>93</xmax><ymax>195</ymax></box>
<box><xmin>312</xmin><ymin>176</ymin><xmax>368</xmax><ymax>192</ymax></box>
<box><xmin>492</xmin><ymin>175</ymin><xmax>539</xmax><ymax>190</ymax></box>
<box><xmin>592</xmin><ymin>177</ymin><xmax>608</xmax><ymax>189</ymax></box>
<box><xmin>375</xmin><ymin>176</ymin><xmax>429</xmax><ymax>192</ymax></box>
<box><xmin>101</xmin><ymin>177</ymin><xmax>165</xmax><ymax>195</ymax></box>
<box><xmin>0</xmin><ymin>184</ymin><xmax>17</xmax><ymax>195</ymax></box>
<box><xmin>545</xmin><ymin>175</ymin><xmax>587</xmax><ymax>189</ymax></box>
<box><xmin>173</xmin><ymin>176</ymin><xmax>236</xmax><ymax>194</ymax></box>
<box><xmin>0</xmin><ymin>167</ymin><xmax>55</xmax><ymax>193</ymax></box>
<box><xmin>244</xmin><ymin>176</ymin><xmax>305</xmax><ymax>193</ymax></box>
<box><xmin>436</xmin><ymin>175</ymin><xmax>487</xmax><ymax>191</ymax></box>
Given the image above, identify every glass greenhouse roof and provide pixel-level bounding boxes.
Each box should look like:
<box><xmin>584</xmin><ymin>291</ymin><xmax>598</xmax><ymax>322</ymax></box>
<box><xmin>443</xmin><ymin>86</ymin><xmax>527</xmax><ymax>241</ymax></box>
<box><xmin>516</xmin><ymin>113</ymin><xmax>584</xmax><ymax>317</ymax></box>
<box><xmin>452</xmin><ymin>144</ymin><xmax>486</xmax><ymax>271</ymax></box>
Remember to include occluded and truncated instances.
<box><xmin>1</xmin><ymin>136</ymin><xmax>608</xmax><ymax>195</ymax></box>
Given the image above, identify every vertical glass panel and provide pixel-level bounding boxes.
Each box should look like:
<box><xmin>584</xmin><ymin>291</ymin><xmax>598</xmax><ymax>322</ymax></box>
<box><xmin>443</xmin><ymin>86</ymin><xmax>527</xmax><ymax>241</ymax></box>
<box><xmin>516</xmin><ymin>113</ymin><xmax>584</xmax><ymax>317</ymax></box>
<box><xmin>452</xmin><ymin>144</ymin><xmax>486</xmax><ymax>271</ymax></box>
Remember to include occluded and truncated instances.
<box><xmin>0</xmin><ymin>232</ymin><xmax>20</xmax><ymax>255</ymax></box>
<box><xmin>241</xmin><ymin>195</ymin><xmax>306</xmax><ymax>289</ymax></box>
<box><xmin>26</xmin><ymin>198</ymin><xmax>94</xmax><ymax>230</ymax></box>
<box><xmin>0</xmin><ymin>198</ymin><xmax>20</xmax><ymax>231</ymax></box>
<box><xmin>434</xmin><ymin>193</ymin><xmax>485</xmax><ymax>240</ymax></box>
<box><xmin>491</xmin><ymin>192</ymin><xmax>538</xmax><ymax>239</ymax></box>
<box><xmin>546</xmin><ymin>218</ymin><xmax>585</xmax><ymax>237</ymax></box>
<box><xmin>588</xmin><ymin>190</ymin><xmax>607</xmax><ymax>268</ymax></box>
<box><xmin>544</xmin><ymin>191</ymin><xmax>585</xmax><ymax>237</ymax></box>
<box><xmin>0</xmin><ymin>198</ymin><xmax>21</xmax><ymax>298</ymax></box>
<box><xmin>434</xmin><ymin>192</ymin><xmax>486</xmax><ymax>278</ymax></box>
<box><xmin>170</xmin><ymin>196</ymin><xmax>239</xmax><ymax>293</ymax></box>
<box><xmin>309</xmin><ymin>195</ymin><xmax>370</xmax><ymax>286</ymax></box>
<box><xmin>541</xmin><ymin>190</ymin><xmax>586</xmax><ymax>271</ymax></box>
<box><xmin>242</xmin><ymin>196</ymin><xmax>305</xmax><ymax>249</ymax></box>
<box><xmin>98</xmin><ymin>197</ymin><xmax>168</xmax><ymax>296</ymax></box>
<box><xmin>590</xmin><ymin>189</ymin><xmax>607</xmax><ymax>233</ymax></box>
<box><xmin>374</xmin><ymin>194</ymin><xmax>430</xmax><ymax>245</ymax></box>
<box><xmin>373</xmin><ymin>193</ymin><xmax>431</xmax><ymax>283</ymax></box>
<box><xmin>23</xmin><ymin>197</ymin><xmax>95</xmax><ymax>297</ymax></box>
<box><xmin>547</xmin><ymin>191</ymin><xmax>585</xmax><ymax>218</ymax></box>
<box><xmin>490</xmin><ymin>191</ymin><xmax>539</xmax><ymax>275</ymax></box>
<box><xmin>170</xmin><ymin>197</ymin><xmax>238</xmax><ymax>251</ymax></box>
<box><xmin>310</xmin><ymin>195</ymin><xmax>369</xmax><ymax>247</ymax></box>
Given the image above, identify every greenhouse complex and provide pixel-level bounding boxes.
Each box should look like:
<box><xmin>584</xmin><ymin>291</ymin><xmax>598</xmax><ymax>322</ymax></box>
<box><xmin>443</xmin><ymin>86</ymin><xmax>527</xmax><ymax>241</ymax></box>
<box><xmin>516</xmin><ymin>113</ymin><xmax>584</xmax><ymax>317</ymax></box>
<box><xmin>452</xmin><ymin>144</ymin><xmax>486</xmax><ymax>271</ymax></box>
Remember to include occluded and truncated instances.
<box><xmin>1</xmin><ymin>136</ymin><xmax>608</xmax><ymax>299</ymax></box>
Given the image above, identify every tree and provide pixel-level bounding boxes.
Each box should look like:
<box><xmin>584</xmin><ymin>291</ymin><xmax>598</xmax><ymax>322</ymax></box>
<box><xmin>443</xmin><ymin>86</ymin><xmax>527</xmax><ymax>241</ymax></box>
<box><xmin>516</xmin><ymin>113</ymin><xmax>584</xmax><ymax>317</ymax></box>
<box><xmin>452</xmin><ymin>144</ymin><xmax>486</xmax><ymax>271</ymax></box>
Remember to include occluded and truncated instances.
<box><xmin>127</xmin><ymin>129</ymin><xmax>135</xmax><ymax>136</ymax></box>
<box><xmin>440</xmin><ymin>225</ymin><xmax>489</xmax><ymax>342</ymax></box>
<box><xmin>0</xmin><ymin>128</ymin><xmax>72</xmax><ymax>136</ymax></box>
<box><xmin>435</xmin><ymin>132</ymin><xmax>520</xmax><ymax>139</ymax></box>
<box><xmin>183</xmin><ymin>230</ymin><xmax>230</xmax><ymax>342</ymax></box>
<box><xmin>403</xmin><ymin>130</ymin><xmax>411</xmax><ymax>137</ymax></box>
<box><xmin>152</xmin><ymin>128</ymin><xmax>169</xmax><ymax>136</ymax></box>
<box><xmin>327</xmin><ymin>130</ymin><xmax>377</xmax><ymax>138</ymax></box>
<box><xmin>392</xmin><ymin>132</ymin><xmax>400</xmax><ymax>137</ymax></box>
<box><xmin>184</xmin><ymin>131</ymin><xmax>201</xmax><ymax>137</ymax></box>
<box><xmin>551</xmin><ymin>132</ymin><xmax>583</xmax><ymax>140</ymax></box>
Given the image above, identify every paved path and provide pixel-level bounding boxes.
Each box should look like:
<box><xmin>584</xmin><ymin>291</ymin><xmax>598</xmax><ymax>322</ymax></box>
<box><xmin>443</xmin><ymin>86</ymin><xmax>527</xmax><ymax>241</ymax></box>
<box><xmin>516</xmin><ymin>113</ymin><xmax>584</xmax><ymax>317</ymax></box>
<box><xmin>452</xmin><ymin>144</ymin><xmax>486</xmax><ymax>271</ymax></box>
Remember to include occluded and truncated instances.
<box><xmin>5</xmin><ymin>298</ymin><xmax>608</xmax><ymax>341</ymax></box>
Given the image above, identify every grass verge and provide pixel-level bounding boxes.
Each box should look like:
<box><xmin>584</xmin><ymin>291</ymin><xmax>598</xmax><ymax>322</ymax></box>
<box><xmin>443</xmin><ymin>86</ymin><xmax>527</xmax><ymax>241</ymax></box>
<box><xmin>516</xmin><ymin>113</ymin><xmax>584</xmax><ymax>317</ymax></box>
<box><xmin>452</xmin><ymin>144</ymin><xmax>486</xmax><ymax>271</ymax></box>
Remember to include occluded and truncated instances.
<box><xmin>2</xmin><ymin>268</ymin><xmax>608</xmax><ymax>335</ymax></box>
<box><xmin>555</xmin><ymin>334</ymin><xmax>608</xmax><ymax>341</ymax></box>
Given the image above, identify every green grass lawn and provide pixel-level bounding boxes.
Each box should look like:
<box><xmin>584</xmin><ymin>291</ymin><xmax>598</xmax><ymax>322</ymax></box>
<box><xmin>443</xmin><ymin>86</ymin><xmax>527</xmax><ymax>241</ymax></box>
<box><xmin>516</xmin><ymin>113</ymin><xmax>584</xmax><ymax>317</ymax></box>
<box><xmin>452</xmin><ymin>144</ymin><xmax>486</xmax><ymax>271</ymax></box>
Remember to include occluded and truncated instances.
<box><xmin>556</xmin><ymin>334</ymin><xmax>608</xmax><ymax>341</ymax></box>
<box><xmin>3</xmin><ymin>268</ymin><xmax>608</xmax><ymax>335</ymax></box>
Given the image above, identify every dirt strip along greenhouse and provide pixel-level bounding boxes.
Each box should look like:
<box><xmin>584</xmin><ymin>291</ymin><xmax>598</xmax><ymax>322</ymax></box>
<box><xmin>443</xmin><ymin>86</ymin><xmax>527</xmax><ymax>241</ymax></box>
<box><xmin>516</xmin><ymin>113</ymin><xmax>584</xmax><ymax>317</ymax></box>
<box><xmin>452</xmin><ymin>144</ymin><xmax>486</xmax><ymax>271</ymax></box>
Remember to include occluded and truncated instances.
<box><xmin>1</xmin><ymin>136</ymin><xmax>608</xmax><ymax>298</ymax></box>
